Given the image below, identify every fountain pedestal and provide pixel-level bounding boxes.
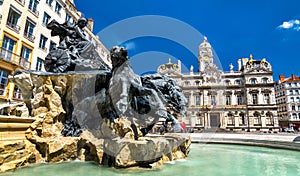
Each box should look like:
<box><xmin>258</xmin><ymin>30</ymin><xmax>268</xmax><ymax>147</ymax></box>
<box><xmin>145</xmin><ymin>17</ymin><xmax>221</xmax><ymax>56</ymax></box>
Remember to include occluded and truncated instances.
<box><xmin>0</xmin><ymin>71</ymin><xmax>191</xmax><ymax>172</ymax></box>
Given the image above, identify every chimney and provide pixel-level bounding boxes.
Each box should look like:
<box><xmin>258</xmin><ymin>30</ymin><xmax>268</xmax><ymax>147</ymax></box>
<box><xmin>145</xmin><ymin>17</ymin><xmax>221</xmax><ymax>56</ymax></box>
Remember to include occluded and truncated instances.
<box><xmin>279</xmin><ymin>75</ymin><xmax>285</xmax><ymax>83</ymax></box>
<box><xmin>87</xmin><ymin>18</ymin><xmax>94</xmax><ymax>31</ymax></box>
<box><xmin>292</xmin><ymin>74</ymin><xmax>295</xmax><ymax>81</ymax></box>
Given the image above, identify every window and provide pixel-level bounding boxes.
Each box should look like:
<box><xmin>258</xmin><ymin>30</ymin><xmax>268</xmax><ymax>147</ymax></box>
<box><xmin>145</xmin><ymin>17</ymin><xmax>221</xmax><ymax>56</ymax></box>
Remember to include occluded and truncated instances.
<box><xmin>262</xmin><ymin>78</ymin><xmax>268</xmax><ymax>84</ymax></box>
<box><xmin>49</xmin><ymin>41</ymin><xmax>56</xmax><ymax>51</ymax></box>
<box><xmin>195</xmin><ymin>95</ymin><xmax>200</xmax><ymax>106</ymax></box>
<box><xmin>227</xmin><ymin>113</ymin><xmax>234</xmax><ymax>125</ymax></box>
<box><xmin>13</xmin><ymin>85</ymin><xmax>22</xmax><ymax>99</ymax></box>
<box><xmin>46</xmin><ymin>0</ymin><xmax>53</xmax><ymax>6</ymax></box>
<box><xmin>292</xmin><ymin>113</ymin><xmax>297</xmax><ymax>119</ymax></box>
<box><xmin>20</xmin><ymin>46</ymin><xmax>32</xmax><ymax>68</ymax></box>
<box><xmin>211</xmin><ymin>95</ymin><xmax>216</xmax><ymax>105</ymax></box>
<box><xmin>297</xmin><ymin>97</ymin><xmax>300</xmax><ymax>102</ymax></box>
<box><xmin>225</xmin><ymin>80</ymin><xmax>230</xmax><ymax>86</ymax></box>
<box><xmin>265</xmin><ymin>113</ymin><xmax>273</xmax><ymax>125</ymax></box>
<box><xmin>195</xmin><ymin>81</ymin><xmax>200</xmax><ymax>86</ymax></box>
<box><xmin>290</xmin><ymin>90</ymin><xmax>293</xmax><ymax>95</ymax></box>
<box><xmin>298</xmin><ymin>105</ymin><xmax>300</xmax><ymax>111</ymax></box>
<box><xmin>237</xmin><ymin>95</ymin><xmax>243</xmax><ymax>105</ymax></box>
<box><xmin>226</xmin><ymin>95</ymin><xmax>231</xmax><ymax>105</ymax></box>
<box><xmin>36</xmin><ymin>57</ymin><xmax>43</xmax><ymax>71</ymax></box>
<box><xmin>250</xmin><ymin>78</ymin><xmax>257</xmax><ymax>84</ymax></box>
<box><xmin>264</xmin><ymin>94</ymin><xmax>270</xmax><ymax>104</ymax></box>
<box><xmin>291</xmin><ymin>97</ymin><xmax>295</xmax><ymax>102</ymax></box>
<box><xmin>65</xmin><ymin>13</ymin><xmax>71</xmax><ymax>23</ymax></box>
<box><xmin>20</xmin><ymin>46</ymin><xmax>31</xmax><ymax>61</ymax></box>
<box><xmin>24</xmin><ymin>19</ymin><xmax>35</xmax><ymax>41</ymax></box>
<box><xmin>6</xmin><ymin>7</ymin><xmax>21</xmax><ymax>32</ymax></box>
<box><xmin>28</xmin><ymin>0</ymin><xmax>38</xmax><ymax>15</ymax></box>
<box><xmin>253</xmin><ymin>113</ymin><xmax>261</xmax><ymax>125</ymax></box>
<box><xmin>42</xmin><ymin>12</ymin><xmax>51</xmax><ymax>25</ymax></box>
<box><xmin>0</xmin><ymin>69</ymin><xmax>9</xmax><ymax>96</ymax></box>
<box><xmin>184</xmin><ymin>81</ymin><xmax>190</xmax><ymax>86</ymax></box>
<box><xmin>292</xmin><ymin>105</ymin><xmax>295</xmax><ymax>111</ymax></box>
<box><xmin>235</xmin><ymin>80</ymin><xmax>242</xmax><ymax>85</ymax></box>
<box><xmin>196</xmin><ymin>117</ymin><xmax>202</xmax><ymax>126</ymax></box>
<box><xmin>239</xmin><ymin>113</ymin><xmax>245</xmax><ymax>125</ymax></box>
<box><xmin>39</xmin><ymin>35</ymin><xmax>48</xmax><ymax>50</ymax></box>
<box><xmin>252</xmin><ymin>94</ymin><xmax>258</xmax><ymax>104</ymax></box>
<box><xmin>186</xmin><ymin>96</ymin><xmax>190</xmax><ymax>106</ymax></box>
<box><xmin>55</xmin><ymin>2</ymin><xmax>62</xmax><ymax>14</ymax></box>
<box><xmin>1</xmin><ymin>36</ymin><xmax>16</xmax><ymax>61</ymax></box>
<box><xmin>295</xmin><ymin>90</ymin><xmax>299</xmax><ymax>95</ymax></box>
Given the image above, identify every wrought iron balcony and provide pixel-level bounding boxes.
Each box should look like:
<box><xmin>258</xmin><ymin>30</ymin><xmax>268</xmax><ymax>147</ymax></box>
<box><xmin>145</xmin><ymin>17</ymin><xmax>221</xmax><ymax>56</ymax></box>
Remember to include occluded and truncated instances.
<box><xmin>39</xmin><ymin>46</ymin><xmax>48</xmax><ymax>52</ymax></box>
<box><xmin>28</xmin><ymin>7</ymin><xmax>39</xmax><ymax>17</ymax></box>
<box><xmin>0</xmin><ymin>48</ymin><xmax>31</xmax><ymax>70</ymax></box>
<box><xmin>6</xmin><ymin>21</ymin><xmax>21</xmax><ymax>33</ymax></box>
<box><xmin>23</xmin><ymin>31</ymin><xmax>35</xmax><ymax>42</ymax></box>
<box><xmin>19</xmin><ymin>57</ymin><xmax>31</xmax><ymax>69</ymax></box>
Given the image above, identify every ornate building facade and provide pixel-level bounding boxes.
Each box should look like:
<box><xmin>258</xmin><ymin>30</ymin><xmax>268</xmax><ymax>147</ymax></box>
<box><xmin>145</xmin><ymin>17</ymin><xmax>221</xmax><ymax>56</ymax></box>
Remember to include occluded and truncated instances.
<box><xmin>157</xmin><ymin>38</ymin><xmax>279</xmax><ymax>132</ymax></box>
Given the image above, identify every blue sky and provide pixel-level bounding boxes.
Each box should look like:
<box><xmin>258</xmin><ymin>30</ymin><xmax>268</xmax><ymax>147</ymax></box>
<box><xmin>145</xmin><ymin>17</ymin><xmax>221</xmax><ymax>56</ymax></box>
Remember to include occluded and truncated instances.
<box><xmin>76</xmin><ymin>0</ymin><xmax>300</xmax><ymax>79</ymax></box>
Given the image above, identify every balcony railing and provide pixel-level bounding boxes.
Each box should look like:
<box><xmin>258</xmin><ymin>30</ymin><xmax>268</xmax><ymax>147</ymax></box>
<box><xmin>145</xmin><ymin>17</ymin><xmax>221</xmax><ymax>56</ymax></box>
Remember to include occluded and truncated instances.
<box><xmin>6</xmin><ymin>21</ymin><xmax>21</xmax><ymax>33</ymax></box>
<box><xmin>28</xmin><ymin>7</ymin><xmax>39</xmax><ymax>17</ymax></box>
<box><xmin>15</xmin><ymin>0</ymin><xmax>25</xmax><ymax>6</ymax></box>
<box><xmin>0</xmin><ymin>48</ymin><xmax>31</xmax><ymax>69</ymax></box>
<box><xmin>39</xmin><ymin>46</ymin><xmax>48</xmax><ymax>52</ymax></box>
<box><xmin>23</xmin><ymin>31</ymin><xmax>35</xmax><ymax>42</ymax></box>
<box><xmin>19</xmin><ymin>57</ymin><xmax>31</xmax><ymax>69</ymax></box>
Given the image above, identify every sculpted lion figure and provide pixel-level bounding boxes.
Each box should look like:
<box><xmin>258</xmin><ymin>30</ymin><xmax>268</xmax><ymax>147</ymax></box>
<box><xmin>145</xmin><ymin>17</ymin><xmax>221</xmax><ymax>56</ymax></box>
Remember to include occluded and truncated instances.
<box><xmin>108</xmin><ymin>46</ymin><xmax>187</xmax><ymax>137</ymax></box>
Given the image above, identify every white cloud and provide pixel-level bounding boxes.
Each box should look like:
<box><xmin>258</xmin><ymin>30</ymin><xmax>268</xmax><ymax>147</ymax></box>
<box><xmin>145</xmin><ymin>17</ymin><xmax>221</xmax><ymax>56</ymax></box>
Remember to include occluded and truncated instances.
<box><xmin>278</xmin><ymin>19</ymin><xmax>300</xmax><ymax>31</ymax></box>
<box><xmin>280</xmin><ymin>21</ymin><xmax>294</xmax><ymax>29</ymax></box>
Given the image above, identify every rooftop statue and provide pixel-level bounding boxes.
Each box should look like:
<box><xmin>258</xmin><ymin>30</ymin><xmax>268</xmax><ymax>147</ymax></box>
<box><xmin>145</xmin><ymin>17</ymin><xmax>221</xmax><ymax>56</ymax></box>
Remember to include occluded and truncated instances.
<box><xmin>44</xmin><ymin>18</ymin><xmax>111</xmax><ymax>73</ymax></box>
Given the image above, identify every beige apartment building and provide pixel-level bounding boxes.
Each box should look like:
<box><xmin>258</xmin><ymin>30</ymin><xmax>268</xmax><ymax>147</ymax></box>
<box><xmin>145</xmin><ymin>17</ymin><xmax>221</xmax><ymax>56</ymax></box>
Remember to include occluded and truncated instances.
<box><xmin>0</xmin><ymin>0</ymin><xmax>110</xmax><ymax>105</ymax></box>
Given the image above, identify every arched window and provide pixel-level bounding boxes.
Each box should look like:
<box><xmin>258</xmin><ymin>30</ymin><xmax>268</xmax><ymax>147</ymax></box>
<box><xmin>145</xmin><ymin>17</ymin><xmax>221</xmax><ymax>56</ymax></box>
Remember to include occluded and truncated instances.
<box><xmin>235</xmin><ymin>79</ymin><xmax>242</xmax><ymax>85</ymax></box>
<box><xmin>253</xmin><ymin>112</ymin><xmax>261</xmax><ymax>125</ymax></box>
<box><xmin>239</xmin><ymin>112</ymin><xmax>245</xmax><ymax>125</ymax></box>
<box><xmin>250</xmin><ymin>78</ymin><xmax>257</xmax><ymax>84</ymax></box>
<box><xmin>225</xmin><ymin>80</ymin><xmax>230</xmax><ymax>86</ymax></box>
<box><xmin>266</xmin><ymin>112</ymin><xmax>273</xmax><ymax>125</ymax></box>
<box><xmin>262</xmin><ymin>77</ymin><xmax>268</xmax><ymax>84</ymax></box>
<box><xmin>227</xmin><ymin>112</ymin><xmax>234</xmax><ymax>125</ymax></box>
